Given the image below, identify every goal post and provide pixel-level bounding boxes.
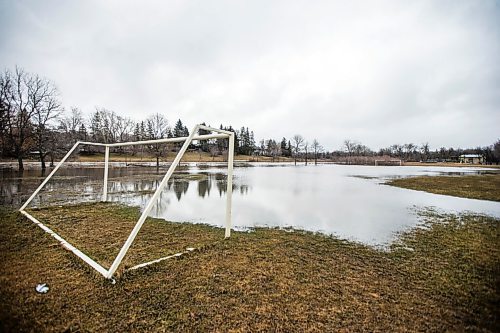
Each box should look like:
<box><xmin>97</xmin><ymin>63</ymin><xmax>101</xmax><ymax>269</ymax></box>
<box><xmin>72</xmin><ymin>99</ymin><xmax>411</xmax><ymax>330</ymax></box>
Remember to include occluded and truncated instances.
<box><xmin>19</xmin><ymin>124</ymin><xmax>235</xmax><ymax>280</ymax></box>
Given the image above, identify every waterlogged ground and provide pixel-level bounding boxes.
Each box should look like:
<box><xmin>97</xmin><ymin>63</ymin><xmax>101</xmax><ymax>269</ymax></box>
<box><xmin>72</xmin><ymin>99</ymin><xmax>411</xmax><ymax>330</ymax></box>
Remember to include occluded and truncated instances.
<box><xmin>1</xmin><ymin>164</ymin><xmax>499</xmax><ymax>331</ymax></box>
<box><xmin>0</xmin><ymin>205</ymin><xmax>498</xmax><ymax>331</ymax></box>
<box><xmin>2</xmin><ymin>163</ymin><xmax>499</xmax><ymax>245</ymax></box>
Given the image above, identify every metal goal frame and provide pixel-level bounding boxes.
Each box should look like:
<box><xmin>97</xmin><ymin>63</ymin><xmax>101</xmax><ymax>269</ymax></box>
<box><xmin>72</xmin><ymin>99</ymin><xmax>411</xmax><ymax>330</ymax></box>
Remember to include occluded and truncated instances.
<box><xmin>19</xmin><ymin>124</ymin><xmax>235</xmax><ymax>279</ymax></box>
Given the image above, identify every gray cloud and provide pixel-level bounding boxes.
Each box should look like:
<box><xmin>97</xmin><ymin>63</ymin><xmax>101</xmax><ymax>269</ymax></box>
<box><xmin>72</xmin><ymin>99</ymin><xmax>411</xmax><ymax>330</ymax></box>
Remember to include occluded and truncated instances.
<box><xmin>1</xmin><ymin>0</ymin><xmax>499</xmax><ymax>150</ymax></box>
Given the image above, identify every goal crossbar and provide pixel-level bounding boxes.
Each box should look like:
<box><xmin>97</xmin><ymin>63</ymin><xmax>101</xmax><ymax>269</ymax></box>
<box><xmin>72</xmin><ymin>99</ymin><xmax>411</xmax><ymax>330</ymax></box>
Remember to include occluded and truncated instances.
<box><xmin>374</xmin><ymin>159</ymin><xmax>402</xmax><ymax>166</ymax></box>
<box><xmin>19</xmin><ymin>124</ymin><xmax>235</xmax><ymax>280</ymax></box>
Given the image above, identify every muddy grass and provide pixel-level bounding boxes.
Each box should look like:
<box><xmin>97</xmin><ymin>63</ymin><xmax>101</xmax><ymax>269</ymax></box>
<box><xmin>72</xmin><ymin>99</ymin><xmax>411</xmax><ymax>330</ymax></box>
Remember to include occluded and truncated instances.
<box><xmin>386</xmin><ymin>173</ymin><xmax>500</xmax><ymax>202</ymax></box>
<box><xmin>1</xmin><ymin>203</ymin><xmax>499</xmax><ymax>332</ymax></box>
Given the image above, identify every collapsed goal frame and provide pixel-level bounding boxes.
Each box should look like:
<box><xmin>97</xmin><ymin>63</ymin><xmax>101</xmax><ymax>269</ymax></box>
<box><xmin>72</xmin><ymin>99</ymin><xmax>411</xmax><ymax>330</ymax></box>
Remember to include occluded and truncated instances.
<box><xmin>19</xmin><ymin>124</ymin><xmax>235</xmax><ymax>279</ymax></box>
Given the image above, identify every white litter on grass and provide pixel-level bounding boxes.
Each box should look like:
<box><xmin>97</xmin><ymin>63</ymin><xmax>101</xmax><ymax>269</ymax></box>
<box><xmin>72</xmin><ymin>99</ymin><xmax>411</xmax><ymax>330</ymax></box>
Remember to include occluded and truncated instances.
<box><xmin>36</xmin><ymin>283</ymin><xmax>49</xmax><ymax>293</ymax></box>
<box><xmin>186</xmin><ymin>247</ymin><xmax>195</xmax><ymax>251</ymax></box>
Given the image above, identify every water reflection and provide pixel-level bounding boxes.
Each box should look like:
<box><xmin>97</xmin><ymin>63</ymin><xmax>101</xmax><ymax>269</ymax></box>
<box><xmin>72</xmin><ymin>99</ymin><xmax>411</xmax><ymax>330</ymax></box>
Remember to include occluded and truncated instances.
<box><xmin>198</xmin><ymin>178</ymin><xmax>211</xmax><ymax>198</ymax></box>
<box><xmin>1</xmin><ymin>164</ymin><xmax>499</xmax><ymax>246</ymax></box>
<box><xmin>0</xmin><ymin>166</ymin><xmax>251</xmax><ymax>208</ymax></box>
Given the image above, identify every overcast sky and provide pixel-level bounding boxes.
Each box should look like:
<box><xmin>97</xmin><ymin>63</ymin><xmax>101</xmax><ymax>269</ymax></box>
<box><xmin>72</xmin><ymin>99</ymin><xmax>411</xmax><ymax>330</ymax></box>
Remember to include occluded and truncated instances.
<box><xmin>1</xmin><ymin>0</ymin><xmax>499</xmax><ymax>150</ymax></box>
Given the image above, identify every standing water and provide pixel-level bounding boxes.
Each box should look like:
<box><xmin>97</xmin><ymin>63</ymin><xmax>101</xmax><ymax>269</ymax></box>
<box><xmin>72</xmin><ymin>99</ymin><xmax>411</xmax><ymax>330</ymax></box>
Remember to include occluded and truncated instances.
<box><xmin>2</xmin><ymin>163</ymin><xmax>499</xmax><ymax>246</ymax></box>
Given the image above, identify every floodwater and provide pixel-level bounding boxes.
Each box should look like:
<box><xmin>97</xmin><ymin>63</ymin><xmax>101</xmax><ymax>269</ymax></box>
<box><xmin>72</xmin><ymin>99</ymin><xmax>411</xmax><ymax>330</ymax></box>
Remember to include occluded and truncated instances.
<box><xmin>1</xmin><ymin>163</ymin><xmax>499</xmax><ymax>246</ymax></box>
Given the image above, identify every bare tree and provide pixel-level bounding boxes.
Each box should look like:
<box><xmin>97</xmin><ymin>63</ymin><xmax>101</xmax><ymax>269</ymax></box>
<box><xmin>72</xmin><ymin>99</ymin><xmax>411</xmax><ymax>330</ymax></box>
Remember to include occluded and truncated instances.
<box><xmin>493</xmin><ymin>139</ymin><xmax>500</xmax><ymax>164</ymax></box>
<box><xmin>209</xmin><ymin>144</ymin><xmax>219</xmax><ymax>161</ymax></box>
<box><xmin>292</xmin><ymin>134</ymin><xmax>304</xmax><ymax>166</ymax></box>
<box><xmin>115</xmin><ymin>115</ymin><xmax>134</xmax><ymax>143</ymax></box>
<box><xmin>59</xmin><ymin>107</ymin><xmax>83</xmax><ymax>135</ymax></box>
<box><xmin>312</xmin><ymin>139</ymin><xmax>323</xmax><ymax>165</ymax></box>
<box><xmin>146</xmin><ymin>113</ymin><xmax>170</xmax><ymax>168</ymax></box>
<box><xmin>29</xmin><ymin>74</ymin><xmax>63</xmax><ymax>169</ymax></box>
<box><xmin>0</xmin><ymin>67</ymin><xmax>36</xmax><ymax>170</ymax></box>
<box><xmin>343</xmin><ymin>139</ymin><xmax>357</xmax><ymax>165</ymax></box>
<box><xmin>0</xmin><ymin>95</ymin><xmax>7</xmax><ymax>156</ymax></box>
<box><xmin>270</xmin><ymin>140</ymin><xmax>281</xmax><ymax>162</ymax></box>
<box><xmin>420</xmin><ymin>142</ymin><xmax>430</xmax><ymax>162</ymax></box>
<box><xmin>304</xmin><ymin>141</ymin><xmax>309</xmax><ymax>165</ymax></box>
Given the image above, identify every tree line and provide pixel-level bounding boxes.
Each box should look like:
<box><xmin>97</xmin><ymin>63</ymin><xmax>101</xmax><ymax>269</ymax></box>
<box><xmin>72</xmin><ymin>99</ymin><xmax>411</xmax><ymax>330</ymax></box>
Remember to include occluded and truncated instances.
<box><xmin>2</xmin><ymin>67</ymin><xmax>498</xmax><ymax>170</ymax></box>
<box><xmin>0</xmin><ymin>67</ymin><xmax>265</xmax><ymax>170</ymax></box>
<box><xmin>330</xmin><ymin>140</ymin><xmax>500</xmax><ymax>165</ymax></box>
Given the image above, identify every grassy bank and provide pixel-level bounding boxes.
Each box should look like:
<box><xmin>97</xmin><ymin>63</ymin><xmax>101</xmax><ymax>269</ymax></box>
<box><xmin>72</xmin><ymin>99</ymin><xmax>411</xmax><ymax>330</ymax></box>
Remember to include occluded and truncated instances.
<box><xmin>403</xmin><ymin>162</ymin><xmax>500</xmax><ymax>168</ymax></box>
<box><xmin>386</xmin><ymin>173</ymin><xmax>500</xmax><ymax>202</ymax></box>
<box><xmin>1</xmin><ymin>203</ymin><xmax>499</xmax><ymax>331</ymax></box>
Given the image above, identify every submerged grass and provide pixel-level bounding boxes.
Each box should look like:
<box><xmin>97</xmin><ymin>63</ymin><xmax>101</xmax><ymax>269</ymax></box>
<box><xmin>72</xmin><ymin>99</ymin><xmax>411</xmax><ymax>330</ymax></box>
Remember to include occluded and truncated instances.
<box><xmin>386</xmin><ymin>173</ymin><xmax>500</xmax><ymax>202</ymax></box>
<box><xmin>0</xmin><ymin>203</ymin><xmax>499</xmax><ymax>332</ymax></box>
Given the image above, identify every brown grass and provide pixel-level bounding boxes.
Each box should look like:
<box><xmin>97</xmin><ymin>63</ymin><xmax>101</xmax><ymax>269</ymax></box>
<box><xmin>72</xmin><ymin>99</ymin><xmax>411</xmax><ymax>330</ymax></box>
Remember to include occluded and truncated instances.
<box><xmin>403</xmin><ymin>162</ymin><xmax>500</xmax><ymax>168</ymax></box>
<box><xmin>1</xmin><ymin>203</ymin><xmax>499</xmax><ymax>332</ymax></box>
<box><xmin>386</xmin><ymin>173</ymin><xmax>500</xmax><ymax>202</ymax></box>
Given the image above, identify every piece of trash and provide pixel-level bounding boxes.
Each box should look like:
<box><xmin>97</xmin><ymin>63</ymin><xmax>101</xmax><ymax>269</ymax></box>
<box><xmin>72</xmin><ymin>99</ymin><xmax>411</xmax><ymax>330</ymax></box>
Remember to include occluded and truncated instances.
<box><xmin>186</xmin><ymin>247</ymin><xmax>195</xmax><ymax>251</ymax></box>
<box><xmin>36</xmin><ymin>283</ymin><xmax>49</xmax><ymax>294</ymax></box>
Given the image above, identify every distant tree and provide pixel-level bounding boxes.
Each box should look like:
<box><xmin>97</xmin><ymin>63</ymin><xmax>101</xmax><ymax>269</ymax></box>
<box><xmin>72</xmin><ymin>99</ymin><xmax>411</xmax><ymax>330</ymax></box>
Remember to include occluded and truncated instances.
<box><xmin>403</xmin><ymin>143</ymin><xmax>416</xmax><ymax>161</ymax></box>
<box><xmin>198</xmin><ymin>122</ymin><xmax>211</xmax><ymax>152</ymax></box>
<box><xmin>59</xmin><ymin>107</ymin><xmax>84</xmax><ymax>143</ymax></box>
<box><xmin>280</xmin><ymin>137</ymin><xmax>289</xmax><ymax>157</ymax></box>
<box><xmin>237</xmin><ymin>127</ymin><xmax>256</xmax><ymax>155</ymax></box>
<box><xmin>312</xmin><ymin>139</ymin><xmax>323</xmax><ymax>165</ymax></box>
<box><xmin>209</xmin><ymin>144</ymin><xmax>219</xmax><ymax>161</ymax></box>
<box><xmin>343</xmin><ymin>139</ymin><xmax>357</xmax><ymax>165</ymax></box>
<box><xmin>259</xmin><ymin>139</ymin><xmax>265</xmax><ymax>156</ymax></box>
<box><xmin>173</xmin><ymin>119</ymin><xmax>188</xmax><ymax>137</ymax></box>
<box><xmin>493</xmin><ymin>139</ymin><xmax>500</xmax><ymax>165</ymax></box>
<box><xmin>264</xmin><ymin>139</ymin><xmax>280</xmax><ymax>161</ymax></box>
<box><xmin>89</xmin><ymin>110</ymin><xmax>103</xmax><ymax>142</ymax></box>
<box><xmin>0</xmin><ymin>97</ymin><xmax>7</xmax><ymax>156</ymax></box>
<box><xmin>29</xmin><ymin>73</ymin><xmax>63</xmax><ymax>169</ymax></box>
<box><xmin>292</xmin><ymin>134</ymin><xmax>304</xmax><ymax>166</ymax></box>
<box><xmin>78</xmin><ymin>123</ymin><xmax>87</xmax><ymax>141</ymax></box>
<box><xmin>304</xmin><ymin>141</ymin><xmax>309</xmax><ymax>165</ymax></box>
<box><xmin>115</xmin><ymin>115</ymin><xmax>134</xmax><ymax>143</ymax></box>
<box><xmin>391</xmin><ymin>144</ymin><xmax>404</xmax><ymax>159</ymax></box>
<box><xmin>133</xmin><ymin>123</ymin><xmax>141</xmax><ymax>141</ymax></box>
<box><xmin>146</xmin><ymin>113</ymin><xmax>169</xmax><ymax>168</ymax></box>
<box><xmin>420</xmin><ymin>142</ymin><xmax>430</xmax><ymax>162</ymax></box>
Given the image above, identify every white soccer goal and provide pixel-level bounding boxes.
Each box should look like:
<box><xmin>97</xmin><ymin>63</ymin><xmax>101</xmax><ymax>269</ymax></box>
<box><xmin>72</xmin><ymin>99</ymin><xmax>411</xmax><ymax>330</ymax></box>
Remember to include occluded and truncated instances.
<box><xmin>374</xmin><ymin>159</ymin><xmax>402</xmax><ymax>166</ymax></box>
<box><xmin>19</xmin><ymin>124</ymin><xmax>235</xmax><ymax>280</ymax></box>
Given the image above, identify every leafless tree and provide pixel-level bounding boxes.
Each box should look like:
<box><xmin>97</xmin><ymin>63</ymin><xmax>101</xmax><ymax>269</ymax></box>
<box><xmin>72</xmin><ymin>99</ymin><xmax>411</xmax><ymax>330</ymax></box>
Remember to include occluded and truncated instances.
<box><xmin>0</xmin><ymin>67</ymin><xmax>36</xmax><ymax>170</ymax></box>
<box><xmin>209</xmin><ymin>144</ymin><xmax>219</xmax><ymax>161</ymax></box>
<box><xmin>403</xmin><ymin>143</ymin><xmax>416</xmax><ymax>161</ymax></box>
<box><xmin>493</xmin><ymin>139</ymin><xmax>500</xmax><ymax>164</ymax></box>
<box><xmin>115</xmin><ymin>115</ymin><xmax>134</xmax><ymax>143</ymax></box>
<box><xmin>304</xmin><ymin>141</ymin><xmax>309</xmax><ymax>165</ymax></box>
<box><xmin>312</xmin><ymin>139</ymin><xmax>323</xmax><ymax>165</ymax></box>
<box><xmin>292</xmin><ymin>134</ymin><xmax>304</xmax><ymax>166</ymax></box>
<box><xmin>59</xmin><ymin>107</ymin><xmax>83</xmax><ymax>135</ymax></box>
<box><xmin>29</xmin><ymin>74</ymin><xmax>63</xmax><ymax>169</ymax></box>
<box><xmin>270</xmin><ymin>140</ymin><xmax>281</xmax><ymax>162</ymax></box>
<box><xmin>146</xmin><ymin>113</ymin><xmax>170</xmax><ymax>168</ymax></box>
<box><xmin>343</xmin><ymin>139</ymin><xmax>358</xmax><ymax>165</ymax></box>
<box><xmin>420</xmin><ymin>142</ymin><xmax>430</xmax><ymax>162</ymax></box>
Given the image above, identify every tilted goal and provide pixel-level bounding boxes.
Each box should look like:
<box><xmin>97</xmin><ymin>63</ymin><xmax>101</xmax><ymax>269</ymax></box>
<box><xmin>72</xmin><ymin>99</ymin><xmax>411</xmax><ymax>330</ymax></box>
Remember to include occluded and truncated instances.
<box><xmin>19</xmin><ymin>124</ymin><xmax>235</xmax><ymax>280</ymax></box>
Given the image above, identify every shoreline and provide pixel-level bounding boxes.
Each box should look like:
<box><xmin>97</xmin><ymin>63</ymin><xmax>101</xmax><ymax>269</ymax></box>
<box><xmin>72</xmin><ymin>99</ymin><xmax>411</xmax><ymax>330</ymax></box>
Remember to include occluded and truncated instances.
<box><xmin>2</xmin><ymin>160</ymin><xmax>499</xmax><ymax>171</ymax></box>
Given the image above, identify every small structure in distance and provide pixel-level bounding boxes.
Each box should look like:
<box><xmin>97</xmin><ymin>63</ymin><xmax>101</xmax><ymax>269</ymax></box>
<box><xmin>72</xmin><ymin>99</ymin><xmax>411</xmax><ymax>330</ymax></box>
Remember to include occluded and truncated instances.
<box><xmin>459</xmin><ymin>154</ymin><xmax>484</xmax><ymax>164</ymax></box>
